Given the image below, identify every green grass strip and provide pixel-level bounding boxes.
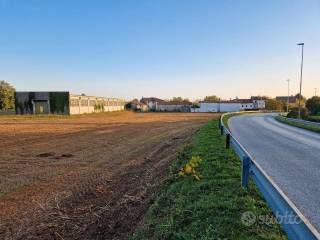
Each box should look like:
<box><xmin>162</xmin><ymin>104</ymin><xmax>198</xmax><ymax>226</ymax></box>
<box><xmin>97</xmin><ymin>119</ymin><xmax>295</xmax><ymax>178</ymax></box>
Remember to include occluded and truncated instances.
<box><xmin>131</xmin><ymin>120</ymin><xmax>286</xmax><ymax>240</ymax></box>
<box><xmin>275</xmin><ymin>116</ymin><xmax>320</xmax><ymax>133</ymax></box>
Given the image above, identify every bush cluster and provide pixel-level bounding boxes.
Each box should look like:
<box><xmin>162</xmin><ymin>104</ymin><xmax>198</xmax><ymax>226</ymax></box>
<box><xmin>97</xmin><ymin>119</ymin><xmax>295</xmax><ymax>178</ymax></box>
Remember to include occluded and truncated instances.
<box><xmin>287</xmin><ymin>96</ymin><xmax>320</xmax><ymax>120</ymax></box>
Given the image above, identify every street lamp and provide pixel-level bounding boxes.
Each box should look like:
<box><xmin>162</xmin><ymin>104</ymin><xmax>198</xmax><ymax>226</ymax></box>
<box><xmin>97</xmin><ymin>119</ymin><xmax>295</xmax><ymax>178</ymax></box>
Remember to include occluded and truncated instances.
<box><xmin>297</xmin><ymin>43</ymin><xmax>304</xmax><ymax>119</ymax></box>
<box><xmin>286</xmin><ymin>79</ymin><xmax>290</xmax><ymax>113</ymax></box>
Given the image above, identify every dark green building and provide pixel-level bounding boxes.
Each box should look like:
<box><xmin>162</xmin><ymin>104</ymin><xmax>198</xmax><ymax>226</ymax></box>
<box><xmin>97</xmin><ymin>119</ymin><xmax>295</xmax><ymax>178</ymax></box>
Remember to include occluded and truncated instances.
<box><xmin>15</xmin><ymin>91</ymin><xmax>70</xmax><ymax>115</ymax></box>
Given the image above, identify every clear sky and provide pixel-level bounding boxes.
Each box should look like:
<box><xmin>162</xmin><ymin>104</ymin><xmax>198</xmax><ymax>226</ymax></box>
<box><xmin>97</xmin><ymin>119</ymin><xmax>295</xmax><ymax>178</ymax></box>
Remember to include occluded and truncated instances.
<box><xmin>0</xmin><ymin>0</ymin><xmax>319</xmax><ymax>100</ymax></box>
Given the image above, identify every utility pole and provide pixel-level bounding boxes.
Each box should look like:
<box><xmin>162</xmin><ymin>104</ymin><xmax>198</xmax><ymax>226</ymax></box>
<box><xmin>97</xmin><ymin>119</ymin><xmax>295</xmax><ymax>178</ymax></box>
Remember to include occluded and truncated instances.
<box><xmin>297</xmin><ymin>43</ymin><xmax>304</xmax><ymax>119</ymax></box>
<box><xmin>286</xmin><ymin>79</ymin><xmax>290</xmax><ymax>113</ymax></box>
<box><xmin>315</xmin><ymin>88</ymin><xmax>317</xmax><ymax>97</ymax></box>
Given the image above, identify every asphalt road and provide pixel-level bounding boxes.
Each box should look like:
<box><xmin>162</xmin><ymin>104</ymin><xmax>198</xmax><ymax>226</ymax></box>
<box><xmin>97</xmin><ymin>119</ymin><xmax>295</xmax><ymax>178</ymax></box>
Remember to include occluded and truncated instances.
<box><xmin>229</xmin><ymin>113</ymin><xmax>320</xmax><ymax>232</ymax></box>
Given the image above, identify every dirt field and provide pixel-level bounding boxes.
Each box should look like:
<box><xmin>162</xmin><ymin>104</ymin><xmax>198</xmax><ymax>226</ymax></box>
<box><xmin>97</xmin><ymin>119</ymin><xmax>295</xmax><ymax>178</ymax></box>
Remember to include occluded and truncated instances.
<box><xmin>0</xmin><ymin>112</ymin><xmax>217</xmax><ymax>240</ymax></box>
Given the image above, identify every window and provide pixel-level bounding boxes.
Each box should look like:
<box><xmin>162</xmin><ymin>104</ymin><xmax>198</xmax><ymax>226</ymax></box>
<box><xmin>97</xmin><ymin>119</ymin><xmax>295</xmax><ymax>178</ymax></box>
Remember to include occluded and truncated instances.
<box><xmin>81</xmin><ymin>100</ymin><xmax>88</xmax><ymax>106</ymax></box>
<box><xmin>71</xmin><ymin>99</ymin><xmax>79</xmax><ymax>107</ymax></box>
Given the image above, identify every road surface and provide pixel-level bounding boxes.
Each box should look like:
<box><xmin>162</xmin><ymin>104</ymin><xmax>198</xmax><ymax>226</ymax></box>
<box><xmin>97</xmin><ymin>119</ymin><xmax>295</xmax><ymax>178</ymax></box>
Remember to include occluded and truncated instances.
<box><xmin>229</xmin><ymin>113</ymin><xmax>320</xmax><ymax>232</ymax></box>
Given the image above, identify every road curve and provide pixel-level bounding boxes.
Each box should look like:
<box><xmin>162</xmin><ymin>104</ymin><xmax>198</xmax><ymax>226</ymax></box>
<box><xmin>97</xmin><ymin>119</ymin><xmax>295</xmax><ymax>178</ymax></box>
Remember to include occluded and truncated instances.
<box><xmin>229</xmin><ymin>113</ymin><xmax>320</xmax><ymax>232</ymax></box>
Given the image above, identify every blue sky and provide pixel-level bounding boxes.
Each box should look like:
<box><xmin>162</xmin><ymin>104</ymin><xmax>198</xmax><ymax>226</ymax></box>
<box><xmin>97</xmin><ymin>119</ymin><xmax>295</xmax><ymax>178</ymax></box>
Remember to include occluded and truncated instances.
<box><xmin>0</xmin><ymin>0</ymin><xmax>319</xmax><ymax>100</ymax></box>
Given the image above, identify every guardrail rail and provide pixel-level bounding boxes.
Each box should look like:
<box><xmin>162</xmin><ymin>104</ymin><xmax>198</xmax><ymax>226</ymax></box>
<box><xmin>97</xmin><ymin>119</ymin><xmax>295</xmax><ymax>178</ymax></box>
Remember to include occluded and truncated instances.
<box><xmin>219</xmin><ymin>112</ymin><xmax>320</xmax><ymax>240</ymax></box>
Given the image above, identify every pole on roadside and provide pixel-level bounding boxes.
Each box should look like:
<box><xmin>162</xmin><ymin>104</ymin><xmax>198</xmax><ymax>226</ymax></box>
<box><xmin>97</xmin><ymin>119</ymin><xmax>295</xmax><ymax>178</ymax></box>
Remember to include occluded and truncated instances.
<box><xmin>315</xmin><ymin>88</ymin><xmax>317</xmax><ymax>97</ymax></box>
<box><xmin>226</xmin><ymin>133</ymin><xmax>230</xmax><ymax>149</ymax></box>
<box><xmin>286</xmin><ymin>79</ymin><xmax>290</xmax><ymax>113</ymax></box>
<box><xmin>297</xmin><ymin>43</ymin><xmax>304</xmax><ymax>119</ymax></box>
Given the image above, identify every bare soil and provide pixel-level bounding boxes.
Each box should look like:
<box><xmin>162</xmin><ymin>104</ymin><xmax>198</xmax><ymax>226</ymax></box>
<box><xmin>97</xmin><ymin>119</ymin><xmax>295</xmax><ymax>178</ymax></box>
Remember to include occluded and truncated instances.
<box><xmin>0</xmin><ymin>112</ymin><xmax>217</xmax><ymax>240</ymax></box>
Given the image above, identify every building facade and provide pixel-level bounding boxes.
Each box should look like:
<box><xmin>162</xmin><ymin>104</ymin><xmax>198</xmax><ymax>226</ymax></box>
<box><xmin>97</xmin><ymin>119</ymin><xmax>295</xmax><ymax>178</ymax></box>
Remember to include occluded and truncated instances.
<box><xmin>15</xmin><ymin>92</ymin><xmax>125</xmax><ymax>115</ymax></box>
<box><xmin>140</xmin><ymin>97</ymin><xmax>164</xmax><ymax>111</ymax></box>
<box><xmin>195</xmin><ymin>101</ymin><xmax>241</xmax><ymax>113</ymax></box>
<box><xmin>15</xmin><ymin>92</ymin><xmax>70</xmax><ymax>115</ymax></box>
<box><xmin>157</xmin><ymin>101</ymin><xmax>192</xmax><ymax>112</ymax></box>
<box><xmin>130</xmin><ymin>99</ymin><xmax>148</xmax><ymax>112</ymax></box>
<box><xmin>251</xmin><ymin>96</ymin><xmax>267</xmax><ymax>109</ymax></box>
<box><xmin>276</xmin><ymin>96</ymin><xmax>298</xmax><ymax>104</ymax></box>
<box><xmin>69</xmin><ymin>95</ymin><xmax>125</xmax><ymax>115</ymax></box>
<box><xmin>194</xmin><ymin>98</ymin><xmax>266</xmax><ymax>113</ymax></box>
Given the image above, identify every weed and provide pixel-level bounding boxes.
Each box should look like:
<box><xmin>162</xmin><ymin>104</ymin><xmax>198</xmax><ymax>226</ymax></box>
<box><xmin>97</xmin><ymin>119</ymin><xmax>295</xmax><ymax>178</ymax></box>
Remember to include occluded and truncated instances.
<box><xmin>131</xmin><ymin>120</ymin><xmax>287</xmax><ymax>240</ymax></box>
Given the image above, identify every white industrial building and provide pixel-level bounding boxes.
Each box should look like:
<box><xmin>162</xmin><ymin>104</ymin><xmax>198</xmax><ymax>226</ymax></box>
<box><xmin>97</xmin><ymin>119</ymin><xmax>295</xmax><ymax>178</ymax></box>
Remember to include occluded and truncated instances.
<box><xmin>193</xmin><ymin>97</ymin><xmax>266</xmax><ymax>113</ymax></box>
<box><xmin>69</xmin><ymin>94</ymin><xmax>125</xmax><ymax>115</ymax></box>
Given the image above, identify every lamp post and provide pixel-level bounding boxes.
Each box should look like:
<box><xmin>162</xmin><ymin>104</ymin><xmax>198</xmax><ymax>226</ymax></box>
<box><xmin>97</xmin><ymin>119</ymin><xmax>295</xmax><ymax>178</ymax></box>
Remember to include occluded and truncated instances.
<box><xmin>297</xmin><ymin>43</ymin><xmax>304</xmax><ymax>119</ymax></box>
<box><xmin>286</xmin><ymin>79</ymin><xmax>290</xmax><ymax>113</ymax></box>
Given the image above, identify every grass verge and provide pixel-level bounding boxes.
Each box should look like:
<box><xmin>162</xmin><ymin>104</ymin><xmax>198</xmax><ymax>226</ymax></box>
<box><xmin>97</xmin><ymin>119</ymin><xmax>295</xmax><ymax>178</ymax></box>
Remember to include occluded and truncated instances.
<box><xmin>131</xmin><ymin>120</ymin><xmax>286</xmax><ymax>240</ymax></box>
<box><xmin>275</xmin><ymin>116</ymin><xmax>320</xmax><ymax>133</ymax></box>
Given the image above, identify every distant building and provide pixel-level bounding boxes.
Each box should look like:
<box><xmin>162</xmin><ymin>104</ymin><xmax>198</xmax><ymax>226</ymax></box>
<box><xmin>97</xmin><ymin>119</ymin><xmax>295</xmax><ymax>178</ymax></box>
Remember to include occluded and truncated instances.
<box><xmin>251</xmin><ymin>96</ymin><xmax>267</xmax><ymax>109</ymax></box>
<box><xmin>194</xmin><ymin>97</ymin><xmax>266</xmax><ymax>113</ymax></box>
<box><xmin>15</xmin><ymin>92</ymin><xmax>70</xmax><ymax>115</ymax></box>
<box><xmin>140</xmin><ymin>97</ymin><xmax>164</xmax><ymax>111</ymax></box>
<box><xmin>276</xmin><ymin>96</ymin><xmax>298</xmax><ymax>104</ymax></box>
<box><xmin>130</xmin><ymin>99</ymin><xmax>148</xmax><ymax>112</ymax></box>
<box><xmin>15</xmin><ymin>91</ymin><xmax>125</xmax><ymax>115</ymax></box>
<box><xmin>233</xmin><ymin>99</ymin><xmax>255</xmax><ymax>110</ymax></box>
<box><xmin>157</xmin><ymin>101</ymin><xmax>192</xmax><ymax>112</ymax></box>
<box><xmin>69</xmin><ymin>94</ymin><xmax>125</xmax><ymax>114</ymax></box>
<box><xmin>195</xmin><ymin>101</ymin><xmax>241</xmax><ymax>112</ymax></box>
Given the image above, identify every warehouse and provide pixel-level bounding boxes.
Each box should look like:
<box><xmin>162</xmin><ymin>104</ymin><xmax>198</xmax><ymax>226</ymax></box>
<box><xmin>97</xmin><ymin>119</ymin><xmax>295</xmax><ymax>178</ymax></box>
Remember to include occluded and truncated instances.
<box><xmin>195</xmin><ymin>101</ymin><xmax>241</xmax><ymax>113</ymax></box>
<box><xmin>193</xmin><ymin>98</ymin><xmax>265</xmax><ymax>113</ymax></box>
<box><xmin>69</xmin><ymin>94</ymin><xmax>125</xmax><ymax>114</ymax></box>
<box><xmin>15</xmin><ymin>91</ymin><xmax>125</xmax><ymax>115</ymax></box>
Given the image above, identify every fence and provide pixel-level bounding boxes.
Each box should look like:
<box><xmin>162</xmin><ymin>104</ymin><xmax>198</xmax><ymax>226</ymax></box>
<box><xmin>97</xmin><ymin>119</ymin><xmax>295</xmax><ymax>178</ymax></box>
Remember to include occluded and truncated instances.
<box><xmin>219</xmin><ymin>112</ymin><xmax>320</xmax><ymax>240</ymax></box>
<box><xmin>277</xmin><ymin>115</ymin><xmax>320</xmax><ymax>128</ymax></box>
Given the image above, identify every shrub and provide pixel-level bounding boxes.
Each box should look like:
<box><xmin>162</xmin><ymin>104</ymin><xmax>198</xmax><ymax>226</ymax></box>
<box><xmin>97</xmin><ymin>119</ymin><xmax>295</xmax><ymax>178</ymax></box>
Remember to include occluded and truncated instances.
<box><xmin>306</xmin><ymin>96</ymin><xmax>320</xmax><ymax>115</ymax></box>
<box><xmin>287</xmin><ymin>107</ymin><xmax>308</xmax><ymax>119</ymax></box>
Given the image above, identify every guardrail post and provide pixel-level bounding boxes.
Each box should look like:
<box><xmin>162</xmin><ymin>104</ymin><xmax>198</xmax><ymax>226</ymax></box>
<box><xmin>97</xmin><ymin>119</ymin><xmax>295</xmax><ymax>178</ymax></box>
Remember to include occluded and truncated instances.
<box><xmin>226</xmin><ymin>134</ymin><xmax>230</xmax><ymax>149</ymax></box>
<box><xmin>241</xmin><ymin>156</ymin><xmax>250</xmax><ymax>188</ymax></box>
<box><xmin>220</xmin><ymin>126</ymin><xmax>224</xmax><ymax>136</ymax></box>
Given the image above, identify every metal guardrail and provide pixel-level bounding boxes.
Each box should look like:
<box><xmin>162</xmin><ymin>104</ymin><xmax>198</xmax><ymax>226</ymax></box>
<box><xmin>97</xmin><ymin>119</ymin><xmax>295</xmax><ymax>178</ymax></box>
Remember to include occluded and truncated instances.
<box><xmin>277</xmin><ymin>115</ymin><xmax>320</xmax><ymax>127</ymax></box>
<box><xmin>219</xmin><ymin>112</ymin><xmax>320</xmax><ymax>240</ymax></box>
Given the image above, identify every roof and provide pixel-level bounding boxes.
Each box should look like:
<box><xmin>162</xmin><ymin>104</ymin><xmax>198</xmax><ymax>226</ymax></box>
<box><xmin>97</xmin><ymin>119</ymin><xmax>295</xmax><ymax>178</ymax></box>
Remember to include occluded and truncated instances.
<box><xmin>200</xmin><ymin>99</ymin><xmax>253</xmax><ymax>104</ymax></box>
<box><xmin>141</xmin><ymin>97</ymin><xmax>164</xmax><ymax>103</ymax></box>
<box><xmin>251</xmin><ymin>96</ymin><xmax>268</xmax><ymax>100</ymax></box>
<box><xmin>158</xmin><ymin>101</ymin><xmax>192</xmax><ymax>106</ymax></box>
<box><xmin>200</xmin><ymin>101</ymin><xmax>240</xmax><ymax>104</ymax></box>
<box><xmin>232</xmin><ymin>99</ymin><xmax>253</xmax><ymax>103</ymax></box>
<box><xmin>70</xmin><ymin>94</ymin><xmax>124</xmax><ymax>101</ymax></box>
<box><xmin>276</xmin><ymin>96</ymin><xmax>298</xmax><ymax>103</ymax></box>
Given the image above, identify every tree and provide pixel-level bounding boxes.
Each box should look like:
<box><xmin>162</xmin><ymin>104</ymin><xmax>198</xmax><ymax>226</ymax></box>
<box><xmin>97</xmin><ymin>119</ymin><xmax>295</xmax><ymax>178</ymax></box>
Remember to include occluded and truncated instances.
<box><xmin>295</xmin><ymin>93</ymin><xmax>306</xmax><ymax>106</ymax></box>
<box><xmin>306</xmin><ymin>96</ymin><xmax>320</xmax><ymax>115</ymax></box>
<box><xmin>287</xmin><ymin>107</ymin><xmax>309</xmax><ymax>119</ymax></box>
<box><xmin>171</xmin><ymin>97</ymin><xmax>189</xmax><ymax>102</ymax></box>
<box><xmin>0</xmin><ymin>80</ymin><xmax>15</xmax><ymax>110</ymax></box>
<box><xmin>265</xmin><ymin>99</ymin><xmax>284</xmax><ymax>111</ymax></box>
<box><xmin>204</xmin><ymin>95</ymin><xmax>219</xmax><ymax>102</ymax></box>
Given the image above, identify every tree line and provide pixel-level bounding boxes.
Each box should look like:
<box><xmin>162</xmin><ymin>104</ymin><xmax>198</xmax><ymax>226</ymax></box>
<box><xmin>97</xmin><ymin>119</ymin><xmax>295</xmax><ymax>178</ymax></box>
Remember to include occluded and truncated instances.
<box><xmin>0</xmin><ymin>80</ymin><xmax>15</xmax><ymax>111</ymax></box>
<box><xmin>1</xmin><ymin>82</ymin><xmax>319</xmax><ymax>117</ymax></box>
